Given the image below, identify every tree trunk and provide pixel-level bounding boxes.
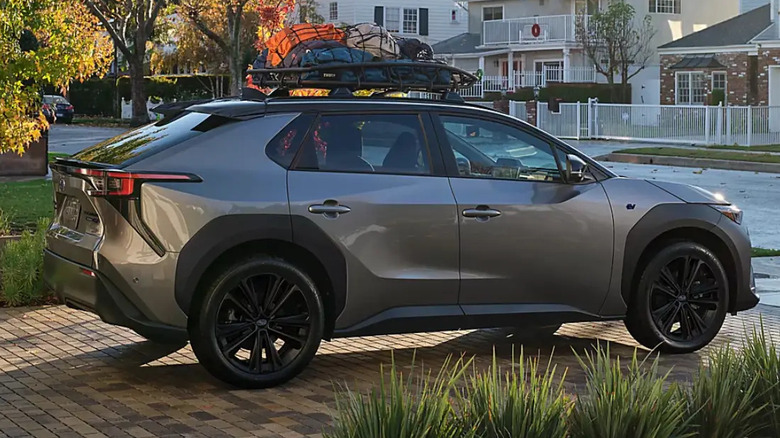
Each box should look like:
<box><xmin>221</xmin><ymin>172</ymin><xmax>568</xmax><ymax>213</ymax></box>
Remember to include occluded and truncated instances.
<box><xmin>128</xmin><ymin>59</ymin><xmax>149</xmax><ymax>127</ymax></box>
<box><xmin>228</xmin><ymin>54</ymin><xmax>243</xmax><ymax>96</ymax></box>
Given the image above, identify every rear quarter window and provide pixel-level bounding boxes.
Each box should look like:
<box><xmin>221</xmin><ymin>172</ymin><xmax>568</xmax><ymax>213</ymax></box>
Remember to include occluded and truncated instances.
<box><xmin>73</xmin><ymin>112</ymin><xmax>224</xmax><ymax>166</ymax></box>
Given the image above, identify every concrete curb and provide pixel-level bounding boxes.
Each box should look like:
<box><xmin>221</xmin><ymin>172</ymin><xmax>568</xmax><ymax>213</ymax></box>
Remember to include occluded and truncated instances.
<box><xmin>598</xmin><ymin>153</ymin><xmax>780</xmax><ymax>174</ymax></box>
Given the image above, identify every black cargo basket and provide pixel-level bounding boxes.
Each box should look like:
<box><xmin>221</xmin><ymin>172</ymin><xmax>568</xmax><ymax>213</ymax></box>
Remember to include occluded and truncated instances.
<box><xmin>246</xmin><ymin>62</ymin><xmax>478</xmax><ymax>93</ymax></box>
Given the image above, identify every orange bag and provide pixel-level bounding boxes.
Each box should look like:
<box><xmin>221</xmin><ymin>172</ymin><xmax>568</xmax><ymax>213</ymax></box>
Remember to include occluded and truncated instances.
<box><xmin>266</xmin><ymin>24</ymin><xmax>346</xmax><ymax>67</ymax></box>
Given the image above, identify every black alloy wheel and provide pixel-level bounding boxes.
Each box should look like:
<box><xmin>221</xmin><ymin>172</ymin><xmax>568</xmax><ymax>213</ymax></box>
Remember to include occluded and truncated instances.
<box><xmin>216</xmin><ymin>273</ymin><xmax>311</xmax><ymax>374</ymax></box>
<box><xmin>191</xmin><ymin>256</ymin><xmax>324</xmax><ymax>388</ymax></box>
<box><xmin>649</xmin><ymin>255</ymin><xmax>721</xmax><ymax>342</ymax></box>
<box><xmin>626</xmin><ymin>241</ymin><xmax>728</xmax><ymax>353</ymax></box>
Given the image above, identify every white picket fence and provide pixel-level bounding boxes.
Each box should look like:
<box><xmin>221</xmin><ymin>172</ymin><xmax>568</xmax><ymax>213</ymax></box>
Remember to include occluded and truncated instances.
<box><xmin>524</xmin><ymin>100</ymin><xmax>780</xmax><ymax>147</ymax></box>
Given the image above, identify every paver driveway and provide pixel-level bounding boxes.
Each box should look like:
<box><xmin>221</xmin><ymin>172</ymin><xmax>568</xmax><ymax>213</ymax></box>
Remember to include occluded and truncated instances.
<box><xmin>1</xmin><ymin>304</ymin><xmax>779</xmax><ymax>438</ymax></box>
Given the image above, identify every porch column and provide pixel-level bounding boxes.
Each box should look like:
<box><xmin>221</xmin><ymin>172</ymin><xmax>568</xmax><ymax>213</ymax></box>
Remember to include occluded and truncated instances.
<box><xmin>507</xmin><ymin>52</ymin><xmax>515</xmax><ymax>90</ymax></box>
<box><xmin>478</xmin><ymin>56</ymin><xmax>485</xmax><ymax>74</ymax></box>
<box><xmin>563</xmin><ymin>48</ymin><xmax>571</xmax><ymax>83</ymax></box>
<box><xmin>520</xmin><ymin>53</ymin><xmax>528</xmax><ymax>87</ymax></box>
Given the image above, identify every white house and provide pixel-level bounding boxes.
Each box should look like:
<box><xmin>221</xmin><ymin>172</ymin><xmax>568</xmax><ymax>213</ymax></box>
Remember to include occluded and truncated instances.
<box><xmin>313</xmin><ymin>1</ymin><xmax>469</xmax><ymax>45</ymax></box>
<box><xmin>434</xmin><ymin>0</ymin><xmax>740</xmax><ymax>104</ymax></box>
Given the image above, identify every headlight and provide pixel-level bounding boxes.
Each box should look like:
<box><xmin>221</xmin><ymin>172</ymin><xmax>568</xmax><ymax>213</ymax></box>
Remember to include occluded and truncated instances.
<box><xmin>712</xmin><ymin>204</ymin><xmax>743</xmax><ymax>225</ymax></box>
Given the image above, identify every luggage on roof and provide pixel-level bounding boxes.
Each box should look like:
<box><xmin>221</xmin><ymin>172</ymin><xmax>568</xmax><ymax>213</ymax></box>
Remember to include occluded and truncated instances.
<box><xmin>265</xmin><ymin>23</ymin><xmax>346</xmax><ymax>67</ymax></box>
<box><xmin>344</xmin><ymin>23</ymin><xmax>400</xmax><ymax>59</ymax></box>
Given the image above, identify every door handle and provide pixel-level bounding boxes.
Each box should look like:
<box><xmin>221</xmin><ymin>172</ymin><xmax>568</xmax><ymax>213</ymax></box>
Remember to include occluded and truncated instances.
<box><xmin>308</xmin><ymin>201</ymin><xmax>351</xmax><ymax>218</ymax></box>
<box><xmin>462</xmin><ymin>206</ymin><xmax>502</xmax><ymax>219</ymax></box>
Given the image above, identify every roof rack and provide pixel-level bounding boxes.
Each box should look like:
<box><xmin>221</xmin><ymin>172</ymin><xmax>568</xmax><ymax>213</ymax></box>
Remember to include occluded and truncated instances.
<box><xmin>246</xmin><ymin>61</ymin><xmax>478</xmax><ymax>94</ymax></box>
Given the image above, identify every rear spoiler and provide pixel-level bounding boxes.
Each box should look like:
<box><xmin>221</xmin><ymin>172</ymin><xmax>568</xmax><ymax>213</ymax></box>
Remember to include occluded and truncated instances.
<box><xmin>151</xmin><ymin>99</ymin><xmax>215</xmax><ymax>119</ymax></box>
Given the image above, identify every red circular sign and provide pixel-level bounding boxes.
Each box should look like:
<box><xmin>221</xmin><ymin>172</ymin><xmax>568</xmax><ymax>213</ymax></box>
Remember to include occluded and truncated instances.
<box><xmin>532</xmin><ymin>23</ymin><xmax>541</xmax><ymax>38</ymax></box>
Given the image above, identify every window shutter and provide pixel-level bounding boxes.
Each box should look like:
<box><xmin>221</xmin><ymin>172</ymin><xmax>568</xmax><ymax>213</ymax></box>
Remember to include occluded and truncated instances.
<box><xmin>419</xmin><ymin>8</ymin><xmax>429</xmax><ymax>36</ymax></box>
<box><xmin>374</xmin><ymin>6</ymin><xmax>384</xmax><ymax>25</ymax></box>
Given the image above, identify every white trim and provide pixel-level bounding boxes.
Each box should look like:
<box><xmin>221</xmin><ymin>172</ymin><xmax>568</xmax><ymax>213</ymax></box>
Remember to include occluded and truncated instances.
<box><xmin>755</xmin><ymin>41</ymin><xmax>780</xmax><ymax>48</ymax></box>
<box><xmin>770</xmin><ymin>65</ymin><xmax>780</xmax><ymax>108</ymax></box>
<box><xmin>449</xmin><ymin>49</ymin><xmax>511</xmax><ymax>58</ymax></box>
<box><xmin>481</xmin><ymin>4</ymin><xmax>504</xmax><ymax>22</ymax></box>
<box><xmin>658</xmin><ymin>45</ymin><xmax>755</xmax><ymax>55</ymax></box>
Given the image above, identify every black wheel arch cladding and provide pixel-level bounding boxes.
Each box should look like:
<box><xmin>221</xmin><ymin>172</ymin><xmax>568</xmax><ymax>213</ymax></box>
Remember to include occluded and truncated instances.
<box><xmin>621</xmin><ymin>203</ymin><xmax>745</xmax><ymax>309</ymax></box>
<box><xmin>174</xmin><ymin>214</ymin><xmax>347</xmax><ymax>326</ymax></box>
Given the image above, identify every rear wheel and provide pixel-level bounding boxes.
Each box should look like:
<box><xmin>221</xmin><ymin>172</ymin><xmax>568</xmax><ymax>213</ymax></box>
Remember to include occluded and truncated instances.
<box><xmin>190</xmin><ymin>256</ymin><xmax>324</xmax><ymax>388</ymax></box>
<box><xmin>625</xmin><ymin>241</ymin><xmax>728</xmax><ymax>353</ymax></box>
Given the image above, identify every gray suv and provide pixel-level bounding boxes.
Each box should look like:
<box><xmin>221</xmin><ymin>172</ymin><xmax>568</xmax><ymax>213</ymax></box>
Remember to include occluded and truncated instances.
<box><xmin>44</xmin><ymin>95</ymin><xmax>758</xmax><ymax>388</ymax></box>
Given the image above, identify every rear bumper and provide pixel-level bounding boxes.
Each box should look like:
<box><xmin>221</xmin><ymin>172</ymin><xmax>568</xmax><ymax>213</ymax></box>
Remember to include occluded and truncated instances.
<box><xmin>43</xmin><ymin>250</ymin><xmax>188</xmax><ymax>342</ymax></box>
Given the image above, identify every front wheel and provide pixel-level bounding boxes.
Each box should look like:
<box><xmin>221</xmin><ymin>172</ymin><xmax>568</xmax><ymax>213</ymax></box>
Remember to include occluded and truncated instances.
<box><xmin>190</xmin><ymin>256</ymin><xmax>324</xmax><ymax>388</ymax></box>
<box><xmin>625</xmin><ymin>241</ymin><xmax>729</xmax><ymax>353</ymax></box>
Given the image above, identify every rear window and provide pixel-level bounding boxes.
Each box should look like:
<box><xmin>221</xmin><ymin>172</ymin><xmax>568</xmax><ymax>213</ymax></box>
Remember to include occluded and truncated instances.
<box><xmin>44</xmin><ymin>95</ymin><xmax>68</xmax><ymax>104</ymax></box>
<box><xmin>73</xmin><ymin>112</ymin><xmax>218</xmax><ymax>166</ymax></box>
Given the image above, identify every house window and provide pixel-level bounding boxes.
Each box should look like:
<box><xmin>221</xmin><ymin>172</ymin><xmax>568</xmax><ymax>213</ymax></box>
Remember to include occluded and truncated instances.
<box><xmin>402</xmin><ymin>8</ymin><xmax>418</xmax><ymax>34</ymax></box>
<box><xmin>483</xmin><ymin>6</ymin><xmax>504</xmax><ymax>21</ymax></box>
<box><xmin>676</xmin><ymin>72</ymin><xmax>706</xmax><ymax>105</ymax></box>
<box><xmin>329</xmin><ymin>2</ymin><xmax>338</xmax><ymax>21</ymax></box>
<box><xmin>712</xmin><ymin>71</ymin><xmax>727</xmax><ymax>92</ymax></box>
<box><xmin>452</xmin><ymin>9</ymin><xmax>458</xmax><ymax>22</ymax></box>
<box><xmin>649</xmin><ymin>0</ymin><xmax>681</xmax><ymax>14</ymax></box>
<box><xmin>386</xmin><ymin>7</ymin><xmax>400</xmax><ymax>32</ymax></box>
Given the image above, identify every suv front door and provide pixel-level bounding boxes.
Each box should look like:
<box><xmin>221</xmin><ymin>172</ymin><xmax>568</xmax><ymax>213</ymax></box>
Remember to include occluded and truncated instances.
<box><xmin>433</xmin><ymin>112</ymin><xmax>614</xmax><ymax>318</ymax></box>
<box><xmin>287</xmin><ymin>112</ymin><xmax>461</xmax><ymax>332</ymax></box>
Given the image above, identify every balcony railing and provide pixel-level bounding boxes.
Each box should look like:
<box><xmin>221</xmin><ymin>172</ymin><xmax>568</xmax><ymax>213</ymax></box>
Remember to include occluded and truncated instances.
<box><xmin>483</xmin><ymin>15</ymin><xmax>590</xmax><ymax>46</ymax></box>
<box><xmin>459</xmin><ymin>67</ymin><xmax>598</xmax><ymax>98</ymax></box>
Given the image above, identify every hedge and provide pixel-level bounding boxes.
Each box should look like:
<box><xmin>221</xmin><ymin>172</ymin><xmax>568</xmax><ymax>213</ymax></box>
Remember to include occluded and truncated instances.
<box><xmin>49</xmin><ymin>75</ymin><xmax>230</xmax><ymax>117</ymax></box>
<box><xmin>500</xmin><ymin>83</ymin><xmax>632</xmax><ymax>104</ymax></box>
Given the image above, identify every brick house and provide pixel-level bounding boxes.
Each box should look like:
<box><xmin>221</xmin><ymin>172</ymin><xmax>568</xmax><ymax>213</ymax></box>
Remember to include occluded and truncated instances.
<box><xmin>658</xmin><ymin>2</ymin><xmax>780</xmax><ymax>107</ymax></box>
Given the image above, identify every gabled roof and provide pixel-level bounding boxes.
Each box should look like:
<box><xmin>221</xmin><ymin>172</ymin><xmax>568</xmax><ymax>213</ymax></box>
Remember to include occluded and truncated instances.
<box><xmin>432</xmin><ymin>33</ymin><xmax>484</xmax><ymax>54</ymax></box>
<box><xmin>659</xmin><ymin>4</ymin><xmax>772</xmax><ymax>49</ymax></box>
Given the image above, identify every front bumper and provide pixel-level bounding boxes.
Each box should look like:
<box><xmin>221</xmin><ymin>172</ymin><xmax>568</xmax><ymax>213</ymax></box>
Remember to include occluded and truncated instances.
<box><xmin>43</xmin><ymin>250</ymin><xmax>187</xmax><ymax>342</ymax></box>
<box><xmin>733</xmin><ymin>265</ymin><xmax>759</xmax><ymax>312</ymax></box>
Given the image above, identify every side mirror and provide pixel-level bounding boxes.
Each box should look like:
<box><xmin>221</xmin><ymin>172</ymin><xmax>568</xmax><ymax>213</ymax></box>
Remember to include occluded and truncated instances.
<box><xmin>456</xmin><ymin>156</ymin><xmax>471</xmax><ymax>176</ymax></box>
<box><xmin>565</xmin><ymin>154</ymin><xmax>588</xmax><ymax>183</ymax></box>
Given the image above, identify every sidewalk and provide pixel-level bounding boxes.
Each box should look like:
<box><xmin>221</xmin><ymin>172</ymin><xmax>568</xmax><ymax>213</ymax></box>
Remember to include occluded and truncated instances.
<box><xmin>754</xmin><ymin>257</ymin><xmax>780</xmax><ymax>307</ymax></box>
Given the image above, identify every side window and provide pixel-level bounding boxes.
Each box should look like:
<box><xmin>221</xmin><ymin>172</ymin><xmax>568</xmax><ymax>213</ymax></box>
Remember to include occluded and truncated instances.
<box><xmin>439</xmin><ymin>115</ymin><xmax>563</xmax><ymax>182</ymax></box>
<box><xmin>266</xmin><ymin>113</ymin><xmax>315</xmax><ymax>168</ymax></box>
<box><xmin>294</xmin><ymin>113</ymin><xmax>431</xmax><ymax>175</ymax></box>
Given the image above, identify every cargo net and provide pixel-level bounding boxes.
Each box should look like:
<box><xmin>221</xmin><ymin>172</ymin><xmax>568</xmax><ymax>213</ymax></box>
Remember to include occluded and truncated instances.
<box><xmin>248</xmin><ymin>23</ymin><xmax>476</xmax><ymax>92</ymax></box>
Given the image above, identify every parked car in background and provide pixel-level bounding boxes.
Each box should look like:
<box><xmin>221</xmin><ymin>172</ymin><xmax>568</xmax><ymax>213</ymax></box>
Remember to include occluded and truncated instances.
<box><xmin>41</xmin><ymin>102</ymin><xmax>56</xmax><ymax>124</ymax></box>
<box><xmin>43</xmin><ymin>95</ymin><xmax>74</xmax><ymax>124</ymax></box>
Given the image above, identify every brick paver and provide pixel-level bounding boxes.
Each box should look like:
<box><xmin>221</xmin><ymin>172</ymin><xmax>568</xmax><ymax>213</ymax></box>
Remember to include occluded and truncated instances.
<box><xmin>1</xmin><ymin>304</ymin><xmax>779</xmax><ymax>437</ymax></box>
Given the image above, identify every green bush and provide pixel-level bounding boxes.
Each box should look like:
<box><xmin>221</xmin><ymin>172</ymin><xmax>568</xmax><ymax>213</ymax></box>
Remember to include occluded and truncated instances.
<box><xmin>459</xmin><ymin>350</ymin><xmax>571</xmax><ymax>438</ymax></box>
<box><xmin>0</xmin><ymin>218</ymin><xmax>51</xmax><ymax>306</ymax></box>
<box><xmin>326</xmin><ymin>354</ymin><xmax>471</xmax><ymax>438</ymax></box>
<box><xmin>568</xmin><ymin>345</ymin><xmax>687</xmax><ymax>438</ymax></box>
<box><xmin>682</xmin><ymin>346</ymin><xmax>763</xmax><ymax>438</ymax></box>
<box><xmin>711</xmin><ymin>89</ymin><xmax>726</xmax><ymax>106</ymax></box>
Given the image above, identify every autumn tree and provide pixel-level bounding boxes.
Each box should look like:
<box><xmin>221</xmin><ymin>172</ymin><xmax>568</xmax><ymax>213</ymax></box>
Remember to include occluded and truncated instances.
<box><xmin>575</xmin><ymin>0</ymin><xmax>655</xmax><ymax>100</ymax></box>
<box><xmin>0</xmin><ymin>0</ymin><xmax>112</xmax><ymax>155</ymax></box>
<box><xmin>175</xmin><ymin>0</ymin><xmax>294</xmax><ymax>96</ymax></box>
<box><xmin>83</xmin><ymin>0</ymin><xmax>167</xmax><ymax>126</ymax></box>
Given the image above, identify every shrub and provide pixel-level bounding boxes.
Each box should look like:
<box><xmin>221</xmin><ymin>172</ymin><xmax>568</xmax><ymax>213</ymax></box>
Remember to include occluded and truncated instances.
<box><xmin>569</xmin><ymin>344</ymin><xmax>687</xmax><ymax>438</ymax></box>
<box><xmin>682</xmin><ymin>345</ymin><xmax>763</xmax><ymax>438</ymax></box>
<box><xmin>0</xmin><ymin>218</ymin><xmax>51</xmax><ymax>306</ymax></box>
<box><xmin>326</xmin><ymin>354</ymin><xmax>472</xmax><ymax>438</ymax></box>
<box><xmin>459</xmin><ymin>350</ymin><xmax>571</xmax><ymax>438</ymax></box>
<box><xmin>741</xmin><ymin>319</ymin><xmax>780</xmax><ymax>435</ymax></box>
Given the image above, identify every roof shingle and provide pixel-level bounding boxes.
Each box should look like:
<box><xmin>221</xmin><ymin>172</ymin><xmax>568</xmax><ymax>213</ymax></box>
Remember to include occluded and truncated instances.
<box><xmin>659</xmin><ymin>4</ymin><xmax>772</xmax><ymax>49</ymax></box>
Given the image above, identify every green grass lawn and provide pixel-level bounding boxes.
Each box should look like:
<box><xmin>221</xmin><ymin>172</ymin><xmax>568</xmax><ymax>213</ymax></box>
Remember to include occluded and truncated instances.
<box><xmin>709</xmin><ymin>144</ymin><xmax>780</xmax><ymax>153</ymax></box>
<box><xmin>752</xmin><ymin>247</ymin><xmax>780</xmax><ymax>257</ymax></box>
<box><xmin>47</xmin><ymin>152</ymin><xmax>69</xmax><ymax>162</ymax></box>
<box><xmin>614</xmin><ymin>147</ymin><xmax>780</xmax><ymax>164</ymax></box>
<box><xmin>0</xmin><ymin>180</ymin><xmax>53</xmax><ymax>231</ymax></box>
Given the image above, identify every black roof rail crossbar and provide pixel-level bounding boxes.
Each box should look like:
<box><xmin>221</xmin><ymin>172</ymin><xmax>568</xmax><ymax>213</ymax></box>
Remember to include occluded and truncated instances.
<box><xmin>247</xmin><ymin>62</ymin><xmax>477</xmax><ymax>93</ymax></box>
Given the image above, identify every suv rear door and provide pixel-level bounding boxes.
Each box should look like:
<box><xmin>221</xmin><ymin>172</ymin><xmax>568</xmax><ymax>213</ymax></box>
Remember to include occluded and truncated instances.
<box><xmin>431</xmin><ymin>111</ymin><xmax>614</xmax><ymax>318</ymax></box>
<box><xmin>286</xmin><ymin>111</ymin><xmax>460</xmax><ymax>331</ymax></box>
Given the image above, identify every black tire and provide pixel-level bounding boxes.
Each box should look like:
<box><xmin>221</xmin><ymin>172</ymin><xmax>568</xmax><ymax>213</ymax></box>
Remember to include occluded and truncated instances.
<box><xmin>625</xmin><ymin>241</ymin><xmax>729</xmax><ymax>353</ymax></box>
<box><xmin>190</xmin><ymin>256</ymin><xmax>324</xmax><ymax>388</ymax></box>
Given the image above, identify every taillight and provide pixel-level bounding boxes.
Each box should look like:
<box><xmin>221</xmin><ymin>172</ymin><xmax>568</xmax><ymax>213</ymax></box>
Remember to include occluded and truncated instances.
<box><xmin>66</xmin><ymin>105</ymin><xmax>74</xmax><ymax>111</ymax></box>
<box><xmin>75</xmin><ymin>169</ymin><xmax>200</xmax><ymax>197</ymax></box>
